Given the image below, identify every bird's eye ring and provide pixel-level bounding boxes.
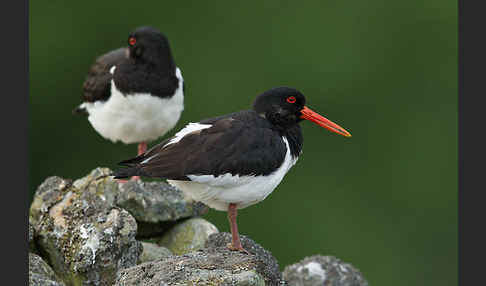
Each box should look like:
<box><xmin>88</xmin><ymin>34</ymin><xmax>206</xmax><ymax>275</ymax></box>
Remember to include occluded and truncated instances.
<box><xmin>287</xmin><ymin>96</ymin><xmax>296</xmax><ymax>103</ymax></box>
<box><xmin>129</xmin><ymin>37</ymin><xmax>136</xmax><ymax>46</ymax></box>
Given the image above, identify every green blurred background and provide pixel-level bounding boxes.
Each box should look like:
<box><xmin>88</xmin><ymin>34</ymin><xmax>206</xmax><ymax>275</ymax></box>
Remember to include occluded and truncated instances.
<box><xmin>29</xmin><ymin>1</ymin><xmax>457</xmax><ymax>285</ymax></box>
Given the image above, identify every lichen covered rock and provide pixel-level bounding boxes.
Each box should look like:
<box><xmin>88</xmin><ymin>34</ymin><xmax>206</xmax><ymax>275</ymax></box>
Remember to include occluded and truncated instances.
<box><xmin>73</xmin><ymin>168</ymin><xmax>209</xmax><ymax>237</ymax></box>
<box><xmin>116</xmin><ymin>248</ymin><xmax>276</xmax><ymax>286</ymax></box>
<box><xmin>282</xmin><ymin>255</ymin><xmax>368</xmax><ymax>286</ymax></box>
<box><xmin>138</xmin><ymin>242</ymin><xmax>172</xmax><ymax>264</ymax></box>
<box><xmin>206</xmin><ymin>232</ymin><xmax>282</xmax><ymax>284</ymax></box>
<box><xmin>29</xmin><ymin>220</ymin><xmax>34</xmax><ymax>244</ymax></box>
<box><xmin>28</xmin><ymin>168</ymin><xmax>369</xmax><ymax>286</ymax></box>
<box><xmin>29</xmin><ymin>175</ymin><xmax>142</xmax><ymax>286</ymax></box>
<box><xmin>116</xmin><ymin>232</ymin><xmax>282</xmax><ymax>285</ymax></box>
<box><xmin>29</xmin><ymin>220</ymin><xmax>36</xmax><ymax>253</ymax></box>
<box><xmin>116</xmin><ymin>180</ymin><xmax>209</xmax><ymax>222</ymax></box>
<box><xmin>29</xmin><ymin>253</ymin><xmax>65</xmax><ymax>286</ymax></box>
<box><xmin>156</xmin><ymin>217</ymin><xmax>219</xmax><ymax>255</ymax></box>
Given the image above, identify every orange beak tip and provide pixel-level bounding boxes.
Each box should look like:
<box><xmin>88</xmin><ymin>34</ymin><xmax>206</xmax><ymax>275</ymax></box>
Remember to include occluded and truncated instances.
<box><xmin>300</xmin><ymin>106</ymin><xmax>352</xmax><ymax>138</ymax></box>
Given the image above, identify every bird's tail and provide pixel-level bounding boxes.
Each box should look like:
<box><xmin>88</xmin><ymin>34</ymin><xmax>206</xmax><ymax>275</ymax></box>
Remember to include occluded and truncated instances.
<box><xmin>72</xmin><ymin>105</ymin><xmax>89</xmax><ymax>116</ymax></box>
<box><xmin>112</xmin><ymin>166</ymin><xmax>144</xmax><ymax>179</ymax></box>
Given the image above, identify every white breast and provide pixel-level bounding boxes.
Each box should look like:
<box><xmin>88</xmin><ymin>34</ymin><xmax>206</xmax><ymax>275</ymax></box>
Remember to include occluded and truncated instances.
<box><xmin>80</xmin><ymin>67</ymin><xmax>184</xmax><ymax>144</ymax></box>
<box><xmin>167</xmin><ymin>137</ymin><xmax>298</xmax><ymax>211</ymax></box>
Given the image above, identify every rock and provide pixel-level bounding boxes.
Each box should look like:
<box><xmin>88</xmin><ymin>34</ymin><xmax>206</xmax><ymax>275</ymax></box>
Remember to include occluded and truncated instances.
<box><xmin>29</xmin><ymin>220</ymin><xmax>36</xmax><ymax>252</ymax></box>
<box><xmin>73</xmin><ymin>168</ymin><xmax>209</xmax><ymax>237</ymax></box>
<box><xmin>116</xmin><ymin>180</ymin><xmax>209</xmax><ymax>237</ymax></box>
<box><xmin>29</xmin><ymin>176</ymin><xmax>73</xmax><ymax>225</ymax></box>
<box><xmin>156</xmin><ymin>217</ymin><xmax>219</xmax><ymax>255</ymax></box>
<box><xmin>138</xmin><ymin>242</ymin><xmax>172</xmax><ymax>264</ymax></box>
<box><xmin>30</xmin><ymin>175</ymin><xmax>142</xmax><ymax>286</ymax></box>
<box><xmin>282</xmin><ymin>255</ymin><xmax>368</xmax><ymax>286</ymax></box>
<box><xmin>115</xmin><ymin>246</ymin><xmax>281</xmax><ymax>286</ymax></box>
<box><xmin>29</xmin><ymin>220</ymin><xmax>34</xmax><ymax>244</ymax></box>
<box><xmin>29</xmin><ymin>253</ymin><xmax>65</xmax><ymax>286</ymax></box>
<box><xmin>205</xmin><ymin>232</ymin><xmax>282</xmax><ymax>284</ymax></box>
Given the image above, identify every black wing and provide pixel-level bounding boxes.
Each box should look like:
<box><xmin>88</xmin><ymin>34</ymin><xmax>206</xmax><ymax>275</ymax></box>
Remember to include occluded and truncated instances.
<box><xmin>114</xmin><ymin>111</ymin><xmax>287</xmax><ymax>180</ymax></box>
<box><xmin>81</xmin><ymin>47</ymin><xmax>127</xmax><ymax>102</ymax></box>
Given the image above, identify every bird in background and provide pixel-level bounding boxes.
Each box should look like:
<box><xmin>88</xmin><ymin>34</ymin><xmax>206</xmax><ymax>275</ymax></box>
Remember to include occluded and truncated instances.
<box><xmin>73</xmin><ymin>26</ymin><xmax>184</xmax><ymax>180</ymax></box>
<box><xmin>113</xmin><ymin>87</ymin><xmax>351</xmax><ymax>253</ymax></box>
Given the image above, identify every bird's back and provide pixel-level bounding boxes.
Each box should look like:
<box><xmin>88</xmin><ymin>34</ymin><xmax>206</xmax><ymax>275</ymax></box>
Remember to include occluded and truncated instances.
<box><xmin>81</xmin><ymin>47</ymin><xmax>127</xmax><ymax>103</ymax></box>
<box><xmin>114</xmin><ymin>110</ymin><xmax>290</xmax><ymax>179</ymax></box>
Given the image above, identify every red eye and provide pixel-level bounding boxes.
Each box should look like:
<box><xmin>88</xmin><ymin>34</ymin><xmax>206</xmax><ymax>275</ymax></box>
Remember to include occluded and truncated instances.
<box><xmin>287</xmin><ymin>96</ymin><xmax>296</xmax><ymax>103</ymax></box>
<box><xmin>129</xmin><ymin>37</ymin><xmax>136</xmax><ymax>46</ymax></box>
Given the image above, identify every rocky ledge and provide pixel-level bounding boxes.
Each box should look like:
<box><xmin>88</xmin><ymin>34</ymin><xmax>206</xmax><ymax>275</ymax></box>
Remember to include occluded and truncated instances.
<box><xmin>29</xmin><ymin>167</ymin><xmax>368</xmax><ymax>286</ymax></box>
<box><xmin>116</xmin><ymin>233</ymin><xmax>281</xmax><ymax>286</ymax></box>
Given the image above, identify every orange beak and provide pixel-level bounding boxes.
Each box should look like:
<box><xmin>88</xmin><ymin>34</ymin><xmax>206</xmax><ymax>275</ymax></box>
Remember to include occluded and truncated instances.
<box><xmin>300</xmin><ymin>106</ymin><xmax>352</xmax><ymax>137</ymax></box>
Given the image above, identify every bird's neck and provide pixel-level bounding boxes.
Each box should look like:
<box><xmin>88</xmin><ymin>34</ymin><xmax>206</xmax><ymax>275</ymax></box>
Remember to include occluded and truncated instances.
<box><xmin>136</xmin><ymin>57</ymin><xmax>175</xmax><ymax>77</ymax></box>
<box><xmin>114</xmin><ymin>60</ymin><xmax>179</xmax><ymax>98</ymax></box>
<box><xmin>281</xmin><ymin>124</ymin><xmax>303</xmax><ymax>159</ymax></box>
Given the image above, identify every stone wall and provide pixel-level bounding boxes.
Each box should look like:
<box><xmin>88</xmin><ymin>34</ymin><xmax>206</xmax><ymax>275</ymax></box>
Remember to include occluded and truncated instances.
<box><xmin>29</xmin><ymin>168</ymin><xmax>368</xmax><ymax>286</ymax></box>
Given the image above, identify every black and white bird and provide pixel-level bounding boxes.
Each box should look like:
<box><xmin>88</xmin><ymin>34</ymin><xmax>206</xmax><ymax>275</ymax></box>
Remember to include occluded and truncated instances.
<box><xmin>113</xmin><ymin>87</ymin><xmax>351</xmax><ymax>252</ymax></box>
<box><xmin>73</xmin><ymin>26</ymin><xmax>184</xmax><ymax>176</ymax></box>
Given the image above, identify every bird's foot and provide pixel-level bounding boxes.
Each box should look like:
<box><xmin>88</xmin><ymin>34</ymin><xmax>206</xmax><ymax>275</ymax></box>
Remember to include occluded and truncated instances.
<box><xmin>116</xmin><ymin>176</ymin><xmax>141</xmax><ymax>184</ymax></box>
<box><xmin>227</xmin><ymin>242</ymin><xmax>250</xmax><ymax>255</ymax></box>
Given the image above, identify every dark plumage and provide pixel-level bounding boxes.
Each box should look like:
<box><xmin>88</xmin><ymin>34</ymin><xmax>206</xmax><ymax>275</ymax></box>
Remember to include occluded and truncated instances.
<box><xmin>114</xmin><ymin>110</ymin><xmax>297</xmax><ymax>180</ymax></box>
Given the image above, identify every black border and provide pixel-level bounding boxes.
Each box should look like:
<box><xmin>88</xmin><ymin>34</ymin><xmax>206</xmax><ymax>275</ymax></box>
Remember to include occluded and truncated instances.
<box><xmin>5</xmin><ymin>0</ymin><xmax>28</xmax><ymax>284</ymax></box>
<box><xmin>459</xmin><ymin>0</ymin><xmax>485</xmax><ymax>285</ymax></box>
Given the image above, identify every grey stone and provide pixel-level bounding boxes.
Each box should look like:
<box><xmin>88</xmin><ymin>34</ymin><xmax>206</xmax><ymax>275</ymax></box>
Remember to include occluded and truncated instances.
<box><xmin>72</xmin><ymin>167</ymin><xmax>119</xmax><ymax>205</ymax></box>
<box><xmin>205</xmin><ymin>232</ymin><xmax>282</xmax><ymax>284</ymax></box>
<box><xmin>282</xmin><ymin>255</ymin><xmax>368</xmax><ymax>286</ymax></box>
<box><xmin>29</xmin><ymin>220</ymin><xmax>36</xmax><ymax>253</ymax></box>
<box><xmin>29</xmin><ymin>221</ymin><xmax>34</xmax><ymax>244</ymax></box>
<box><xmin>73</xmin><ymin>167</ymin><xmax>209</xmax><ymax>237</ymax></box>
<box><xmin>138</xmin><ymin>242</ymin><xmax>172</xmax><ymax>264</ymax></box>
<box><xmin>156</xmin><ymin>217</ymin><xmax>219</xmax><ymax>255</ymax></box>
<box><xmin>115</xmin><ymin>246</ymin><xmax>280</xmax><ymax>286</ymax></box>
<box><xmin>30</xmin><ymin>175</ymin><xmax>142</xmax><ymax>286</ymax></box>
<box><xmin>29</xmin><ymin>253</ymin><xmax>65</xmax><ymax>286</ymax></box>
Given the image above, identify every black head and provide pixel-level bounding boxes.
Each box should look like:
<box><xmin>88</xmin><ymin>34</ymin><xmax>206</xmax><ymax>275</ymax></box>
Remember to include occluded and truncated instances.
<box><xmin>253</xmin><ymin>87</ymin><xmax>352</xmax><ymax>137</ymax></box>
<box><xmin>253</xmin><ymin>87</ymin><xmax>306</xmax><ymax>128</ymax></box>
<box><xmin>127</xmin><ymin>26</ymin><xmax>175</xmax><ymax>70</ymax></box>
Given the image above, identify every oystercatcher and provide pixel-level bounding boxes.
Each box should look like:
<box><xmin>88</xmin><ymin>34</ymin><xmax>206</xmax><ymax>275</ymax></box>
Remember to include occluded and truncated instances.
<box><xmin>73</xmin><ymin>26</ymin><xmax>184</xmax><ymax>177</ymax></box>
<box><xmin>113</xmin><ymin>87</ymin><xmax>351</xmax><ymax>252</ymax></box>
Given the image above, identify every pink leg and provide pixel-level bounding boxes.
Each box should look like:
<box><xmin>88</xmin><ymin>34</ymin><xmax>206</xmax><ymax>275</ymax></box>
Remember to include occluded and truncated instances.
<box><xmin>227</xmin><ymin>203</ymin><xmax>249</xmax><ymax>254</ymax></box>
<box><xmin>137</xmin><ymin>142</ymin><xmax>147</xmax><ymax>155</ymax></box>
